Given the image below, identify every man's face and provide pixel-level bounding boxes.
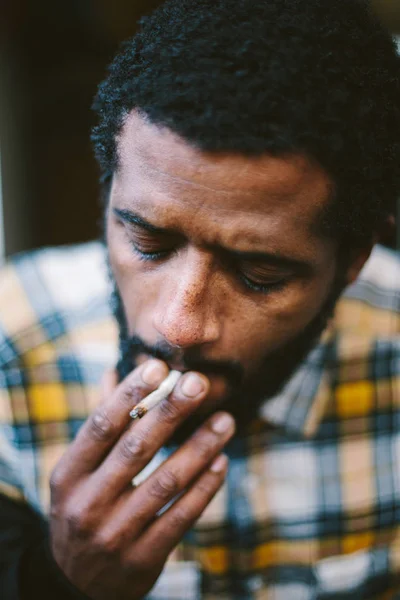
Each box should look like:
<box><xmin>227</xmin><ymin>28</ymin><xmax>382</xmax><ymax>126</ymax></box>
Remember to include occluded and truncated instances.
<box><xmin>107</xmin><ymin>112</ymin><xmax>344</xmax><ymax>428</ymax></box>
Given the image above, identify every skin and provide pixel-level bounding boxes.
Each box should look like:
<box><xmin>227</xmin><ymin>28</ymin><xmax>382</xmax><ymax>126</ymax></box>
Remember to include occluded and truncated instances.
<box><xmin>108</xmin><ymin>111</ymin><xmax>350</xmax><ymax>412</ymax></box>
<box><xmin>50</xmin><ymin>111</ymin><xmax>373</xmax><ymax>599</ymax></box>
<box><xmin>51</xmin><ymin>362</ymin><xmax>232</xmax><ymax>599</ymax></box>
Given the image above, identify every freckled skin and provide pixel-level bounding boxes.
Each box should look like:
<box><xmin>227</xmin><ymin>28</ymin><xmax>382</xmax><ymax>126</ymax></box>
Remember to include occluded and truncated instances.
<box><xmin>107</xmin><ymin>111</ymin><xmax>371</xmax><ymax>413</ymax></box>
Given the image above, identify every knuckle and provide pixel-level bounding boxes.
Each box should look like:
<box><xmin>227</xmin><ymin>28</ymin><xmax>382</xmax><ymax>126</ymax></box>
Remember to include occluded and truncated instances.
<box><xmin>65</xmin><ymin>505</ymin><xmax>93</xmax><ymax>539</ymax></box>
<box><xmin>149</xmin><ymin>469</ymin><xmax>179</xmax><ymax>501</ymax></box>
<box><xmin>120</xmin><ymin>384</ymin><xmax>143</xmax><ymax>408</ymax></box>
<box><xmin>118</xmin><ymin>433</ymin><xmax>147</xmax><ymax>464</ymax></box>
<box><xmin>88</xmin><ymin>409</ymin><xmax>114</xmax><ymax>442</ymax></box>
<box><xmin>191</xmin><ymin>431</ymin><xmax>218</xmax><ymax>461</ymax></box>
<box><xmin>157</xmin><ymin>399</ymin><xmax>181</xmax><ymax>425</ymax></box>
<box><xmin>126</xmin><ymin>546</ymin><xmax>160</xmax><ymax>569</ymax></box>
<box><xmin>94</xmin><ymin>530</ymin><xmax>122</xmax><ymax>556</ymax></box>
<box><xmin>49</xmin><ymin>468</ymin><xmax>64</xmax><ymax>497</ymax></box>
<box><xmin>167</xmin><ymin>505</ymin><xmax>193</xmax><ymax>529</ymax></box>
<box><xmin>196</xmin><ymin>474</ymin><xmax>220</xmax><ymax>496</ymax></box>
<box><xmin>49</xmin><ymin>502</ymin><xmax>62</xmax><ymax>523</ymax></box>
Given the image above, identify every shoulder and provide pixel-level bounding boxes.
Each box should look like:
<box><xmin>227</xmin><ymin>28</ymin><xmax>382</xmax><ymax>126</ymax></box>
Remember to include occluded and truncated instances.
<box><xmin>0</xmin><ymin>242</ymin><xmax>114</xmax><ymax>367</ymax></box>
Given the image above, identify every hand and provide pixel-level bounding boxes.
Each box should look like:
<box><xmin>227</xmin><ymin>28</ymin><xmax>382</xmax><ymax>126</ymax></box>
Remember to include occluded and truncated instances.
<box><xmin>49</xmin><ymin>360</ymin><xmax>235</xmax><ymax>600</ymax></box>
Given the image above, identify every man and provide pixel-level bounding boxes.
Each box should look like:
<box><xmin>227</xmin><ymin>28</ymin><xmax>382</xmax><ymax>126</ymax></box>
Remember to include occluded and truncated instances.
<box><xmin>0</xmin><ymin>0</ymin><xmax>399</xmax><ymax>598</ymax></box>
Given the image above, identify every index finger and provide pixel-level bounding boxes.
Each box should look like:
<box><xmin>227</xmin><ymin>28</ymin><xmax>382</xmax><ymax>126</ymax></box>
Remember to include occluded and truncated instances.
<box><xmin>54</xmin><ymin>360</ymin><xmax>169</xmax><ymax>484</ymax></box>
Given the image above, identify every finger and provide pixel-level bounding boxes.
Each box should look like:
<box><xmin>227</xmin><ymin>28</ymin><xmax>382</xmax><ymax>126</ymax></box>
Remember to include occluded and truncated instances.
<box><xmin>100</xmin><ymin>368</ymin><xmax>118</xmax><ymax>401</ymax></box>
<box><xmin>130</xmin><ymin>454</ymin><xmax>228</xmax><ymax>564</ymax></box>
<box><xmin>102</xmin><ymin>412</ymin><xmax>234</xmax><ymax>537</ymax></box>
<box><xmin>54</xmin><ymin>360</ymin><xmax>169</xmax><ymax>484</ymax></box>
<box><xmin>87</xmin><ymin>371</ymin><xmax>210</xmax><ymax>498</ymax></box>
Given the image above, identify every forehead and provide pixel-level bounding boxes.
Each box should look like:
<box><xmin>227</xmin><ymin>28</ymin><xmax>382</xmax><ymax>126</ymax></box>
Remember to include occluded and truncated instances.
<box><xmin>113</xmin><ymin>111</ymin><xmax>333</xmax><ymax>253</ymax></box>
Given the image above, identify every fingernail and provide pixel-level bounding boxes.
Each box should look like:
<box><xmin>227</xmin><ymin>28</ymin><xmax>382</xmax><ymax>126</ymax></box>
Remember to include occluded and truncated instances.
<box><xmin>210</xmin><ymin>454</ymin><xmax>228</xmax><ymax>473</ymax></box>
<box><xmin>142</xmin><ymin>361</ymin><xmax>165</xmax><ymax>386</ymax></box>
<box><xmin>211</xmin><ymin>413</ymin><xmax>235</xmax><ymax>434</ymax></box>
<box><xmin>181</xmin><ymin>373</ymin><xmax>205</xmax><ymax>397</ymax></box>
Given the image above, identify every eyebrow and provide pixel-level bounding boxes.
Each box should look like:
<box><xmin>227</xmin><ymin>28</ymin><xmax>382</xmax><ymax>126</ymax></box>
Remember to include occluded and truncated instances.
<box><xmin>113</xmin><ymin>208</ymin><xmax>171</xmax><ymax>235</ymax></box>
<box><xmin>113</xmin><ymin>207</ymin><xmax>313</xmax><ymax>273</ymax></box>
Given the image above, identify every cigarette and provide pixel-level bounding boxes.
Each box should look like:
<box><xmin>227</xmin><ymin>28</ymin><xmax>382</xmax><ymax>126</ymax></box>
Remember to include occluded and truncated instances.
<box><xmin>129</xmin><ymin>370</ymin><xmax>182</xmax><ymax>419</ymax></box>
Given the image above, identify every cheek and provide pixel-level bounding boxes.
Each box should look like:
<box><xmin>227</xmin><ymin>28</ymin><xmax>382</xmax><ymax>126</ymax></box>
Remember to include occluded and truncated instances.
<box><xmin>107</xmin><ymin>221</ymin><xmax>157</xmax><ymax>330</ymax></box>
<box><xmin>108</xmin><ymin>211</ymin><xmax>337</xmax><ymax>359</ymax></box>
<box><xmin>108</xmin><ymin>221</ymin><xmax>135</xmax><ymax>290</ymax></box>
<box><xmin>272</xmin><ymin>281</ymin><xmax>330</xmax><ymax>329</ymax></box>
<box><xmin>238</xmin><ymin>268</ymin><xmax>337</xmax><ymax>362</ymax></box>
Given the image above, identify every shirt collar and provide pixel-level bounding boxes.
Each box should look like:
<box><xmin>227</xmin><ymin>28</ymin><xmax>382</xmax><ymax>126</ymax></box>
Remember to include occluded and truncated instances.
<box><xmin>258</xmin><ymin>326</ymin><xmax>335</xmax><ymax>438</ymax></box>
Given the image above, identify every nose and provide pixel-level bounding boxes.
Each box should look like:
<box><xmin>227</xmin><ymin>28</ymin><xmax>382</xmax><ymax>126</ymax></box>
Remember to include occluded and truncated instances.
<box><xmin>152</xmin><ymin>248</ymin><xmax>221</xmax><ymax>349</ymax></box>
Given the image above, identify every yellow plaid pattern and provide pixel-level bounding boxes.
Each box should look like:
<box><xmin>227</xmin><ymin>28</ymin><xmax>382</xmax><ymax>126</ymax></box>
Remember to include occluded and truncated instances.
<box><xmin>0</xmin><ymin>241</ymin><xmax>399</xmax><ymax>599</ymax></box>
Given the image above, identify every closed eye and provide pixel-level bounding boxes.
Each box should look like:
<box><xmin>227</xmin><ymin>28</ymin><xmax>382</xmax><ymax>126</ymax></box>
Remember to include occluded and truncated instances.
<box><xmin>130</xmin><ymin>242</ymin><xmax>290</xmax><ymax>294</ymax></box>
<box><xmin>114</xmin><ymin>207</ymin><xmax>294</xmax><ymax>294</ymax></box>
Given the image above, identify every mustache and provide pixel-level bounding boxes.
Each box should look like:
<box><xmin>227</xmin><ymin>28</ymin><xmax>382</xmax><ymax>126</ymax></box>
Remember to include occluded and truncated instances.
<box><xmin>119</xmin><ymin>335</ymin><xmax>244</xmax><ymax>388</ymax></box>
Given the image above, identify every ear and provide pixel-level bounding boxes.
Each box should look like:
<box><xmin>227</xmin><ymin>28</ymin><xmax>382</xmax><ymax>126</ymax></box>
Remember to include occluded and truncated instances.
<box><xmin>345</xmin><ymin>243</ymin><xmax>375</xmax><ymax>285</ymax></box>
<box><xmin>345</xmin><ymin>214</ymin><xmax>396</xmax><ymax>285</ymax></box>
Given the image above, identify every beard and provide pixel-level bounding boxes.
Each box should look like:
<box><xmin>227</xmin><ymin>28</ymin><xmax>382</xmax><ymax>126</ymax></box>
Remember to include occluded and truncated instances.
<box><xmin>109</xmin><ymin>264</ymin><xmax>347</xmax><ymax>446</ymax></box>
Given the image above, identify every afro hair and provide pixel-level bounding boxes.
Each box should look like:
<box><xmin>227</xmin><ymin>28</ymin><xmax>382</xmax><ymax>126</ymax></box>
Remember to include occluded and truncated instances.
<box><xmin>92</xmin><ymin>0</ymin><xmax>400</xmax><ymax>243</ymax></box>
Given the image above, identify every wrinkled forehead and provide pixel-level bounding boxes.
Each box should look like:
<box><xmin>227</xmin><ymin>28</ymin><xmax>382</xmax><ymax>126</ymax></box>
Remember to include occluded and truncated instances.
<box><xmin>117</xmin><ymin>111</ymin><xmax>331</xmax><ymax>195</ymax></box>
<box><xmin>113</xmin><ymin>111</ymin><xmax>334</xmax><ymax>247</ymax></box>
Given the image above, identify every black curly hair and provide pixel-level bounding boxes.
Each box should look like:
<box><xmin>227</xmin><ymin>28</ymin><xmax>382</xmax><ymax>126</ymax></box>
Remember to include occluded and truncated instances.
<box><xmin>92</xmin><ymin>0</ymin><xmax>400</xmax><ymax>245</ymax></box>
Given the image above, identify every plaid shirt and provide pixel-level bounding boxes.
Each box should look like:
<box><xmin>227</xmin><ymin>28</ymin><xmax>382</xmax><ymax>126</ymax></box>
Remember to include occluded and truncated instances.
<box><xmin>0</xmin><ymin>241</ymin><xmax>399</xmax><ymax>600</ymax></box>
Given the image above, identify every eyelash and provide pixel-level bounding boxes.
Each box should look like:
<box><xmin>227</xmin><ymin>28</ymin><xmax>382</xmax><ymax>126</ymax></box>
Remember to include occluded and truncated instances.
<box><xmin>239</xmin><ymin>274</ymin><xmax>287</xmax><ymax>294</ymax></box>
<box><xmin>131</xmin><ymin>246</ymin><xmax>170</xmax><ymax>262</ymax></box>
<box><xmin>130</xmin><ymin>243</ymin><xmax>287</xmax><ymax>295</ymax></box>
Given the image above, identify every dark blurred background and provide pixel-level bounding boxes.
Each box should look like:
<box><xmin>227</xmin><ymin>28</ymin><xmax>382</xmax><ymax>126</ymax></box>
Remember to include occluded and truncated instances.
<box><xmin>0</xmin><ymin>0</ymin><xmax>399</xmax><ymax>260</ymax></box>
